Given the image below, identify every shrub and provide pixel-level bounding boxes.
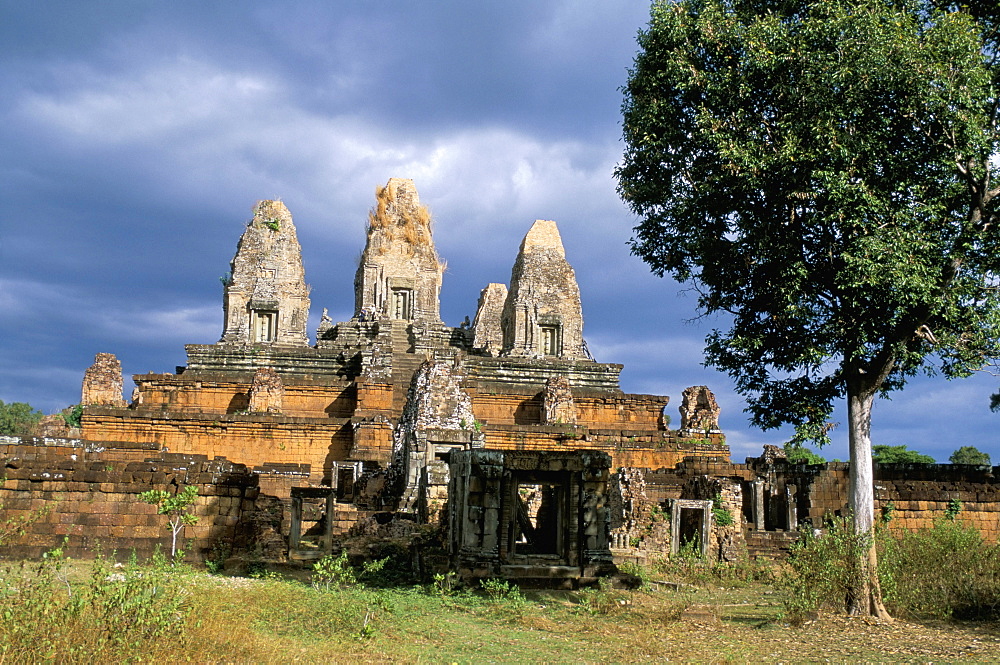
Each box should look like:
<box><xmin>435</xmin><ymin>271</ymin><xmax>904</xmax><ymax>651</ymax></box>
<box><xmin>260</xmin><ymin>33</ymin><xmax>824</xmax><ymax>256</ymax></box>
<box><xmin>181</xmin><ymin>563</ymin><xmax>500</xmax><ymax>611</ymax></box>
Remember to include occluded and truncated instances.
<box><xmin>778</xmin><ymin>519</ymin><xmax>869</xmax><ymax>623</ymax></box>
<box><xmin>879</xmin><ymin>519</ymin><xmax>1000</xmax><ymax>620</ymax></box>
<box><xmin>0</xmin><ymin>547</ymin><xmax>191</xmax><ymax>661</ymax></box>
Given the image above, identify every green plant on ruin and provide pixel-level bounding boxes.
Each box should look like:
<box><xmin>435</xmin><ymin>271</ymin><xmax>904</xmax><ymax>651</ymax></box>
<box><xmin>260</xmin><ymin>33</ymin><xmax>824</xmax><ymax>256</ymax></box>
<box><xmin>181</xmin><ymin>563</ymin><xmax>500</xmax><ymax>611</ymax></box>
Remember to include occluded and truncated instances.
<box><xmin>712</xmin><ymin>493</ymin><xmax>734</xmax><ymax>528</ymax></box>
<box><xmin>138</xmin><ymin>485</ymin><xmax>199</xmax><ymax>560</ymax></box>
<box><xmin>61</xmin><ymin>404</ymin><xmax>84</xmax><ymax>429</ymax></box>
<box><xmin>945</xmin><ymin>498</ymin><xmax>962</xmax><ymax>521</ymax></box>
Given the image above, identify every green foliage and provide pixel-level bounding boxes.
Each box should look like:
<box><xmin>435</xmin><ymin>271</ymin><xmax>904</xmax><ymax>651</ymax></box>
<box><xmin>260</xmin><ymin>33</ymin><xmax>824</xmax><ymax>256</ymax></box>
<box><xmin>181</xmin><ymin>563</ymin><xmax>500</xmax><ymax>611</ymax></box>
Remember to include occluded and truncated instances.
<box><xmin>0</xmin><ymin>547</ymin><xmax>191</xmax><ymax>660</ymax></box>
<box><xmin>654</xmin><ymin>541</ymin><xmax>774</xmax><ymax>588</ymax></box>
<box><xmin>711</xmin><ymin>493</ymin><xmax>735</xmax><ymax>527</ymax></box>
<box><xmin>0</xmin><ymin>399</ymin><xmax>43</xmax><ymax>436</ymax></box>
<box><xmin>139</xmin><ymin>485</ymin><xmax>199</xmax><ymax>559</ymax></box>
<box><xmin>311</xmin><ymin>550</ymin><xmax>390</xmax><ymax>590</ymax></box>
<box><xmin>479</xmin><ymin>578</ymin><xmax>525</xmax><ymax>620</ymax></box>
<box><xmin>61</xmin><ymin>404</ymin><xmax>84</xmax><ymax>429</ymax></box>
<box><xmin>878</xmin><ymin>519</ymin><xmax>1000</xmax><ymax>620</ymax></box>
<box><xmin>944</xmin><ymin>498</ymin><xmax>962</xmax><ymax>520</ymax></box>
<box><xmin>620</xmin><ymin>0</ymin><xmax>1000</xmax><ymax>442</ymax></box>
<box><xmin>618</xmin><ymin>6</ymin><xmax>1000</xmax><ymax>613</ymax></box>
<box><xmin>779</xmin><ymin>519</ymin><xmax>870</xmax><ymax>623</ymax></box>
<box><xmin>949</xmin><ymin>445</ymin><xmax>991</xmax><ymax>466</ymax></box>
<box><xmin>872</xmin><ymin>445</ymin><xmax>935</xmax><ymax>464</ymax></box>
<box><xmin>784</xmin><ymin>442</ymin><xmax>826</xmax><ymax>465</ymax></box>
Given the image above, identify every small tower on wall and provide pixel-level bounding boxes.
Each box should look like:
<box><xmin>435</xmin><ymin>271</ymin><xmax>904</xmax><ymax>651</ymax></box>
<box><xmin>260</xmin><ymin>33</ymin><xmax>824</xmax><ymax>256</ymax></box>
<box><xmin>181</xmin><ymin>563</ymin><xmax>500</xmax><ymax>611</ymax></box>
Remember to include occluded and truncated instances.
<box><xmin>500</xmin><ymin>220</ymin><xmax>587</xmax><ymax>360</ymax></box>
<box><xmin>220</xmin><ymin>200</ymin><xmax>310</xmax><ymax>346</ymax></box>
<box><xmin>471</xmin><ymin>283</ymin><xmax>507</xmax><ymax>355</ymax></box>
<box><xmin>354</xmin><ymin>178</ymin><xmax>444</xmax><ymax>324</ymax></box>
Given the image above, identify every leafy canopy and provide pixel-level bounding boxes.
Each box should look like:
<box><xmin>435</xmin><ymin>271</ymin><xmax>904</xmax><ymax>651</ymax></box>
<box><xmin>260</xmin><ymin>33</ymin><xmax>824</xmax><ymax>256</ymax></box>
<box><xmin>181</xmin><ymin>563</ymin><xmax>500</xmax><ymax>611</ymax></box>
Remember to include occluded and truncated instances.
<box><xmin>949</xmin><ymin>445</ymin><xmax>991</xmax><ymax>465</ymax></box>
<box><xmin>872</xmin><ymin>444</ymin><xmax>935</xmax><ymax>464</ymax></box>
<box><xmin>618</xmin><ymin>0</ymin><xmax>1000</xmax><ymax>444</ymax></box>
<box><xmin>0</xmin><ymin>400</ymin><xmax>43</xmax><ymax>437</ymax></box>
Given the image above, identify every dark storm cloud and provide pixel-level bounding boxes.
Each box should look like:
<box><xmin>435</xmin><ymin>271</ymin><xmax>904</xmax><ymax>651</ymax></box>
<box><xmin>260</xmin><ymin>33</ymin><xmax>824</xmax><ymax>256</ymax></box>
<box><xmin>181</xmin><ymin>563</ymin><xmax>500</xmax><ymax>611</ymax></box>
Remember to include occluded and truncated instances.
<box><xmin>1</xmin><ymin>1</ymin><xmax>996</xmax><ymax>463</ymax></box>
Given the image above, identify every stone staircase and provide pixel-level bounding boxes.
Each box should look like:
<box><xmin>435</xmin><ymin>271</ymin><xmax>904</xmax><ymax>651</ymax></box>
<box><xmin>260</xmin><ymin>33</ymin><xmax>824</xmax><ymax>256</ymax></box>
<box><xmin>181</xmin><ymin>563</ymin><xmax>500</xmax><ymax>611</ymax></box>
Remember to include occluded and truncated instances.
<box><xmin>744</xmin><ymin>529</ymin><xmax>801</xmax><ymax>560</ymax></box>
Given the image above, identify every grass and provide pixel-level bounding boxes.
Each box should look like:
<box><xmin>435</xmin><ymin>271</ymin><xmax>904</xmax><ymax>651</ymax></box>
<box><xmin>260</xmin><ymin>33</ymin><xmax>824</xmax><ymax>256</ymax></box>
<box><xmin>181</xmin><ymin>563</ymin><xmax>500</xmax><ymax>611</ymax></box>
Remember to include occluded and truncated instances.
<box><xmin>0</xmin><ymin>547</ymin><xmax>998</xmax><ymax>662</ymax></box>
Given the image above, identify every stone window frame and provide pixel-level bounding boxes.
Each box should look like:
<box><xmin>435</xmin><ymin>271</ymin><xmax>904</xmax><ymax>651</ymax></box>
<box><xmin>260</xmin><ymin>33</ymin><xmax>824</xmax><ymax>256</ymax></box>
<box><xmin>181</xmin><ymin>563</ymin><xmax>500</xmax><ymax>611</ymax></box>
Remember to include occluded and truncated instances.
<box><xmin>539</xmin><ymin>323</ymin><xmax>562</xmax><ymax>357</ymax></box>
<box><xmin>391</xmin><ymin>287</ymin><xmax>413</xmax><ymax>320</ymax></box>
<box><xmin>252</xmin><ymin>309</ymin><xmax>279</xmax><ymax>342</ymax></box>
<box><xmin>670</xmin><ymin>499</ymin><xmax>712</xmax><ymax>557</ymax></box>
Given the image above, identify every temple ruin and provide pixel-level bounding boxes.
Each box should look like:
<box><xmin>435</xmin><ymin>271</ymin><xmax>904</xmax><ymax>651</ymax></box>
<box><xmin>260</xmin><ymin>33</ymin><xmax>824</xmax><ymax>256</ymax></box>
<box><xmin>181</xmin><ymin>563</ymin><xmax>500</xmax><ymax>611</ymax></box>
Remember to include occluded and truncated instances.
<box><xmin>2</xmin><ymin>178</ymin><xmax>998</xmax><ymax>579</ymax></box>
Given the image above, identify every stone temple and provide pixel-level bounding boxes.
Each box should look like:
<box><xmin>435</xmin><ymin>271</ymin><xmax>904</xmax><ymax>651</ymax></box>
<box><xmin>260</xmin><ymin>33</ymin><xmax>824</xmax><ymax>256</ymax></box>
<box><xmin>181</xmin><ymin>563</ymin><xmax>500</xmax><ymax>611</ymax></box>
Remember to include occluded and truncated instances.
<box><xmin>6</xmin><ymin>177</ymin><xmax>995</xmax><ymax>582</ymax></box>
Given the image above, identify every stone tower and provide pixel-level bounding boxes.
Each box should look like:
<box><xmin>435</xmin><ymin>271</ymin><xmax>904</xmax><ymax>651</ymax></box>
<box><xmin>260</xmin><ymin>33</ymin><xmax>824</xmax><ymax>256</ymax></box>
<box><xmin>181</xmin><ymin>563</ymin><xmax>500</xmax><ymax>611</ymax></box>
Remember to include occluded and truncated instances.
<box><xmin>500</xmin><ymin>220</ymin><xmax>586</xmax><ymax>359</ymax></box>
<box><xmin>354</xmin><ymin>178</ymin><xmax>444</xmax><ymax>323</ymax></box>
<box><xmin>220</xmin><ymin>200</ymin><xmax>310</xmax><ymax>346</ymax></box>
<box><xmin>471</xmin><ymin>283</ymin><xmax>507</xmax><ymax>355</ymax></box>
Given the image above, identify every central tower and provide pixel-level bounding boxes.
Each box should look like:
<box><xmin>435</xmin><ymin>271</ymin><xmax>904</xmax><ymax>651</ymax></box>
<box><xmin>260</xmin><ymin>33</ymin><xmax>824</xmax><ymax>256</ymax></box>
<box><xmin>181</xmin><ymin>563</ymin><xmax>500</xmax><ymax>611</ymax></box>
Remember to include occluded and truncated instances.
<box><xmin>354</xmin><ymin>178</ymin><xmax>444</xmax><ymax>324</ymax></box>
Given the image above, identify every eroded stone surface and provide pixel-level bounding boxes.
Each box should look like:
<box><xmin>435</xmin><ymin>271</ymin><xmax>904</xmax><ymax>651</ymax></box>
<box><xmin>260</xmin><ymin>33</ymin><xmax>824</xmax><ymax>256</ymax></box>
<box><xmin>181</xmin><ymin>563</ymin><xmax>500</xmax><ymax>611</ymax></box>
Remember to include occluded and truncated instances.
<box><xmin>543</xmin><ymin>375</ymin><xmax>577</xmax><ymax>425</ymax></box>
<box><xmin>392</xmin><ymin>358</ymin><xmax>478</xmax><ymax>513</ymax></box>
<box><xmin>501</xmin><ymin>220</ymin><xmax>586</xmax><ymax>359</ymax></box>
<box><xmin>355</xmin><ymin>178</ymin><xmax>443</xmax><ymax>324</ymax></box>
<box><xmin>472</xmin><ymin>283</ymin><xmax>507</xmax><ymax>355</ymax></box>
<box><xmin>81</xmin><ymin>353</ymin><xmax>126</xmax><ymax>407</ymax></box>
<box><xmin>247</xmin><ymin>367</ymin><xmax>284</xmax><ymax>413</ymax></box>
<box><xmin>679</xmin><ymin>385</ymin><xmax>721</xmax><ymax>432</ymax></box>
<box><xmin>220</xmin><ymin>200</ymin><xmax>310</xmax><ymax>346</ymax></box>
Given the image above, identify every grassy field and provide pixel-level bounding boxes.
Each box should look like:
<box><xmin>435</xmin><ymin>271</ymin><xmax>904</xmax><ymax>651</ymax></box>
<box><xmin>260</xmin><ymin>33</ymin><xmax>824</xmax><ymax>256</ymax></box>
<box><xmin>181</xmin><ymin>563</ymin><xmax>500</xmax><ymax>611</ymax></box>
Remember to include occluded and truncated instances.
<box><xmin>1</xmin><ymin>553</ymin><xmax>997</xmax><ymax>663</ymax></box>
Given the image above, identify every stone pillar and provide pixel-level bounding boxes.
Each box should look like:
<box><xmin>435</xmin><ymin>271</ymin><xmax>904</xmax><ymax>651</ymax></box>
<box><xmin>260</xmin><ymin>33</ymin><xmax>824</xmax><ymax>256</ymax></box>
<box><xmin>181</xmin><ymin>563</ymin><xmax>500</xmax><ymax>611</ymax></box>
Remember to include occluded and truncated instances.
<box><xmin>247</xmin><ymin>367</ymin><xmax>284</xmax><ymax>413</ymax></box>
<box><xmin>81</xmin><ymin>353</ymin><xmax>126</xmax><ymax>407</ymax></box>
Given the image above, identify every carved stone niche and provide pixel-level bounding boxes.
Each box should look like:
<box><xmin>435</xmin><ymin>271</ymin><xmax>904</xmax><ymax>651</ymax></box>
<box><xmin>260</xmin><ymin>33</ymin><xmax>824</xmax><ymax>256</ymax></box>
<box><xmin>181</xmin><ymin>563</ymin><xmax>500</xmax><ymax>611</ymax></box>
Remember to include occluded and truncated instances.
<box><xmin>679</xmin><ymin>385</ymin><xmax>721</xmax><ymax>432</ymax></box>
<box><xmin>543</xmin><ymin>376</ymin><xmax>577</xmax><ymax>425</ymax></box>
<box><xmin>247</xmin><ymin>367</ymin><xmax>284</xmax><ymax>413</ymax></box>
<box><xmin>81</xmin><ymin>353</ymin><xmax>126</xmax><ymax>407</ymax></box>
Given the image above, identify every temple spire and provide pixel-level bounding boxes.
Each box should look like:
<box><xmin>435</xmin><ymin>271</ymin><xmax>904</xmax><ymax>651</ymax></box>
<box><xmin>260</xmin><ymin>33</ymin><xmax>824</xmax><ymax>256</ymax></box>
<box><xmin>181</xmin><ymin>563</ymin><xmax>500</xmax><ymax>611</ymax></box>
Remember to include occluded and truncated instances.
<box><xmin>220</xmin><ymin>200</ymin><xmax>310</xmax><ymax>346</ymax></box>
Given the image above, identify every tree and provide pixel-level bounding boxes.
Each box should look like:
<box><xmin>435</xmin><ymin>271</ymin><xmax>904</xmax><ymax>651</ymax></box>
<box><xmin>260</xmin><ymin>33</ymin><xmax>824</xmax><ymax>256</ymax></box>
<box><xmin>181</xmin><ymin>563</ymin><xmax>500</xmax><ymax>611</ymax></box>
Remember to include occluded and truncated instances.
<box><xmin>618</xmin><ymin>0</ymin><xmax>1000</xmax><ymax>618</ymax></box>
<box><xmin>139</xmin><ymin>485</ymin><xmax>199</xmax><ymax>560</ymax></box>
<box><xmin>784</xmin><ymin>442</ymin><xmax>826</xmax><ymax>465</ymax></box>
<box><xmin>872</xmin><ymin>444</ymin><xmax>935</xmax><ymax>464</ymax></box>
<box><xmin>949</xmin><ymin>445</ymin><xmax>991</xmax><ymax>465</ymax></box>
<box><xmin>0</xmin><ymin>400</ymin><xmax>43</xmax><ymax>436</ymax></box>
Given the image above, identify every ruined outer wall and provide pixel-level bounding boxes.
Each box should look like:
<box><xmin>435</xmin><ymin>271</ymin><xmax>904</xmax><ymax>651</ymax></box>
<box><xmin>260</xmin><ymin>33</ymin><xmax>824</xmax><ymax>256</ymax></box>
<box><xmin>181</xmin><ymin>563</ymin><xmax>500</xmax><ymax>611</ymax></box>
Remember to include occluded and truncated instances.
<box><xmin>791</xmin><ymin>463</ymin><xmax>1000</xmax><ymax>541</ymax></box>
<box><xmin>81</xmin><ymin>409</ymin><xmax>352</xmax><ymax>483</ymax></box>
<box><xmin>0</xmin><ymin>438</ymin><xmax>258</xmax><ymax>560</ymax></box>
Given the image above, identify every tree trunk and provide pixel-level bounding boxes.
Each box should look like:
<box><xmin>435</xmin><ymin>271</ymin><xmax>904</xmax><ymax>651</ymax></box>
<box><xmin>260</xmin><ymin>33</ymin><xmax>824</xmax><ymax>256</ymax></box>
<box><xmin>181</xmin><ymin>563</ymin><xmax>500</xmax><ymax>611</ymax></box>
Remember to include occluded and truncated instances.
<box><xmin>846</xmin><ymin>384</ymin><xmax>893</xmax><ymax>621</ymax></box>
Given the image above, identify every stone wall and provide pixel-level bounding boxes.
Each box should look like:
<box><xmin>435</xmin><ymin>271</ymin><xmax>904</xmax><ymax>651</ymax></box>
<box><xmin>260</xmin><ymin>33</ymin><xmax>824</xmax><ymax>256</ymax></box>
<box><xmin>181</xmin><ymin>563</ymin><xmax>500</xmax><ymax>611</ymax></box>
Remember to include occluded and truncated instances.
<box><xmin>81</xmin><ymin>408</ymin><xmax>352</xmax><ymax>484</ymax></box>
<box><xmin>0</xmin><ymin>438</ymin><xmax>258</xmax><ymax>560</ymax></box>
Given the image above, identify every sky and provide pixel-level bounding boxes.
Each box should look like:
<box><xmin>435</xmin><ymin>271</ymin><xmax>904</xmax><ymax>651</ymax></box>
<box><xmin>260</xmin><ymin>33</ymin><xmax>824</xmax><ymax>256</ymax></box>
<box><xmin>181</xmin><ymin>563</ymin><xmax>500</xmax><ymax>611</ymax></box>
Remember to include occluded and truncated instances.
<box><xmin>2</xmin><ymin>1</ymin><xmax>997</xmax><ymax>463</ymax></box>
